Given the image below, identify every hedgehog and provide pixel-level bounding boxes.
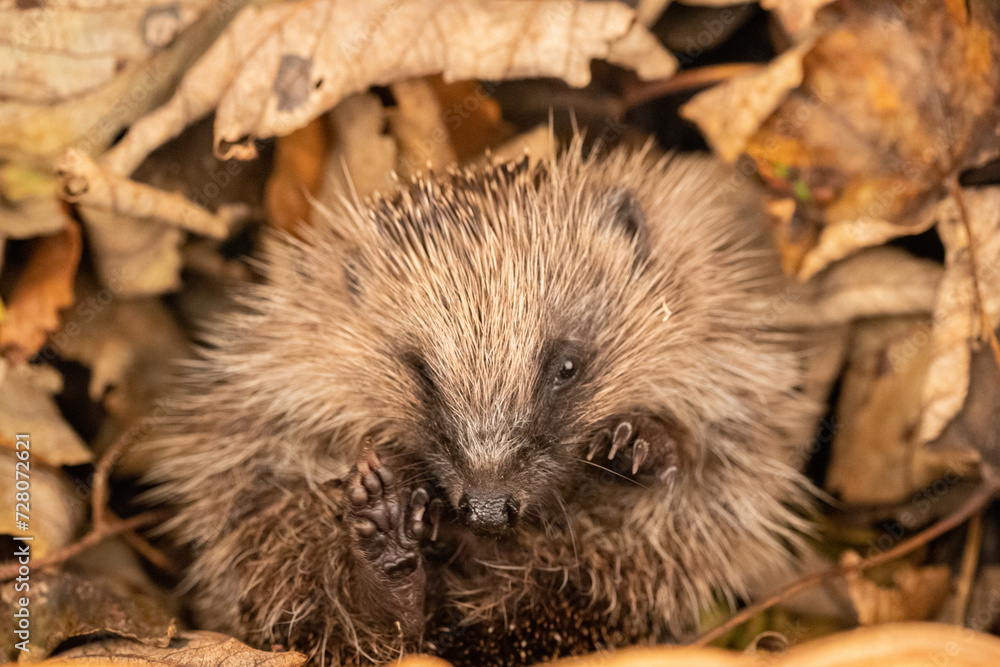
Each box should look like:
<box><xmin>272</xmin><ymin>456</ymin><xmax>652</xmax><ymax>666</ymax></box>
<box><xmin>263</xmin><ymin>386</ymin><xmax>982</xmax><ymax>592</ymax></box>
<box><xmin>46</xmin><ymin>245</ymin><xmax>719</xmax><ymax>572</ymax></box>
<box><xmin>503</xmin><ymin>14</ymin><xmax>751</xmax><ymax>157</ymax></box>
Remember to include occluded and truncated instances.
<box><xmin>143</xmin><ymin>143</ymin><xmax>819</xmax><ymax>666</ymax></box>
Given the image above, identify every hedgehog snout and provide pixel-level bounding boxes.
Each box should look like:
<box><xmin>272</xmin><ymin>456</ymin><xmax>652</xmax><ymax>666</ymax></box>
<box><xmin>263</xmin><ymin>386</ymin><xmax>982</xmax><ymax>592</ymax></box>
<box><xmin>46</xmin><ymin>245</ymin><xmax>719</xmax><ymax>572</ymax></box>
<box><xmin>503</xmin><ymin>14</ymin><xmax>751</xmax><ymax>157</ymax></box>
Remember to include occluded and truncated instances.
<box><xmin>458</xmin><ymin>489</ymin><xmax>520</xmax><ymax>536</ymax></box>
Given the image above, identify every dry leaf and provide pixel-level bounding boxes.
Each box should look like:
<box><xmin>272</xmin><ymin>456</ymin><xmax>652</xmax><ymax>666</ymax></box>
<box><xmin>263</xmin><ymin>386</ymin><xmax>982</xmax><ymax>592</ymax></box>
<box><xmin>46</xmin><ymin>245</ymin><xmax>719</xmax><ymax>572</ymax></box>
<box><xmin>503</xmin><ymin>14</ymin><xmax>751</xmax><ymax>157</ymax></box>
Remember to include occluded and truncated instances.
<box><xmin>919</xmin><ymin>188</ymin><xmax>1000</xmax><ymax>444</ymax></box>
<box><xmin>97</xmin><ymin>0</ymin><xmax>676</xmax><ymax>174</ymax></box>
<box><xmin>790</xmin><ymin>247</ymin><xmax>942</xmax><ymax>328</ymax></box>
<box><xmin>682</xmin><ymin>1</ymin><xmax>1000</xmax><ymax>276</ymax></box>
<box><xmin>0</xmin><ymin>218</ymin><xmax>81</xmax><ymax>363</ymax></box>
<box><xmin>319</xmin><ymin>93</ymin><xmax>398</xmax><ymax>205</ymax></box>
<box><xmin>680</xmin><ymin>40</ymin><xmax>811</xmax><ymax>164</ymax></box>
<box><xmin>0</xmin><ymin>0</ymin><xmax>232</xmax><ymax>162</ymax></box>
<box><xmin>0</xmin><ymin>570</ymin><xmax>175</xmax><ymax>663</ymax></box>
<box><xmin>425</xmin><ymin>77</ymin><xmax>514</xmax><ymax>162</ymax></box>
<box><xmin>45</xmin><ymin>278</ymin><xmax>189</xmax><ymax>474</ymax></box>
<box><xmin>0</xmin><ymin>165</ymin><xmax>65</xmax><ymax>239</ymax></box>
<box><xmin>0</xmin><ymin>361</ymin><xmax>91</xmax><ymax>466</ymax></box>
<box><xmin>842</xmin><ymin>552</ymin><xmax>951</xmax><ymax>625</ymax></box>
<box><xmin>265</xmin><ymin>117</ymin><xmax>334</xmax><ymax>233</ymax></box>
<box><xmin>390</xmin><ymin>78</ymin><xmax>459</xmax><ymax>179</ymax></box>
<box><xmin>47</xmin><ymin>631</ymin><xmax>307</xmax><ymax>667</ymax></box>
<box><xmin>0</xmin><ymin>444</ymin><xmax>86</xmax><ymax>560</ymax></box>
<box><xmin>825</xmin><ymin>317</ymin><xmax>946</xmax><ymax>504</ymax></box>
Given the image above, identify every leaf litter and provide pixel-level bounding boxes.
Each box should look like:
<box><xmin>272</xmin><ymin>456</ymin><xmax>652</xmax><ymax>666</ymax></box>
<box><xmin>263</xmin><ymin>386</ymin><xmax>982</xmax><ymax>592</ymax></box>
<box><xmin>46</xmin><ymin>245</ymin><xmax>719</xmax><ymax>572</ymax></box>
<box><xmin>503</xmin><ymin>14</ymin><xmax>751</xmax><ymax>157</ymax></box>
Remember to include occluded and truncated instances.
<box><xmin>3</xmin><ymin>0</ymin><xmax>1000</xmax><ymax>664</ymax></box>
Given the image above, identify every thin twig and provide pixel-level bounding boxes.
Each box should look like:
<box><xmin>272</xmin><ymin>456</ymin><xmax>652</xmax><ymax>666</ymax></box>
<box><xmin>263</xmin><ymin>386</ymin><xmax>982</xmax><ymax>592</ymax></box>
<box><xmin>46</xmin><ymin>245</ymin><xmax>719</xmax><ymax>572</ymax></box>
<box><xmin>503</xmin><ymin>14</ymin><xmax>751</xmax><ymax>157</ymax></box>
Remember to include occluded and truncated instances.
<box><xmin>692</xmin><ymin>465</ymin><xmax>1000</xmax><ymax>647</ymax></box>
<box><xmin>0</xmin><ymin>511</ymin><xmax>165</xmax><ymax>581</ymax></box>
<box><xmin>952</xmin><ymin>510</ymin><xmax>983</xmax><ymax>625</ymax></box>
<box><xmin>621</xmin><ymin>63</ymin><xmax>766</xmax><ymax>110</ymax></box>
<box><xmin>90</xmin><ymin>430</ymin><xmax>134</xmax><ymax>528</ymax></box>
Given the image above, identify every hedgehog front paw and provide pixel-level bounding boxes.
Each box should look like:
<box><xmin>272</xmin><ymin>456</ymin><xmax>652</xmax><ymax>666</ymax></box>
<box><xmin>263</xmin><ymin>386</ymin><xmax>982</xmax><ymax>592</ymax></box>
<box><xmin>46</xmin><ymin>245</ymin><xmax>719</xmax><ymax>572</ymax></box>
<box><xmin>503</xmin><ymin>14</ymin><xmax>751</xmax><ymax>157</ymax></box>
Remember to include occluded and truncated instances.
<box><xmin>348</xmin><ymin>452</ymin><xmax>428</xmax><ymax>578</ymax></box>
<box><xmin>588</xmin><ymin>415</ymin><xmax>679</xmax><ymax>485</ymax></box>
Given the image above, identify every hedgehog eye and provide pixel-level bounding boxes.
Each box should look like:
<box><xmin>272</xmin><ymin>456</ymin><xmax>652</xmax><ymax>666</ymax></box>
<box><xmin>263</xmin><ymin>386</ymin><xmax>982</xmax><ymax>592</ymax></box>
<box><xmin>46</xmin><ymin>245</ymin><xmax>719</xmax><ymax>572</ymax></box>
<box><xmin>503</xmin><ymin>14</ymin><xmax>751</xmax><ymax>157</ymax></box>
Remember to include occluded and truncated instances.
<box><xmin>553</xmin><ymin>356</ymin><xmax>579</xmax><ymax>387</ymax></box>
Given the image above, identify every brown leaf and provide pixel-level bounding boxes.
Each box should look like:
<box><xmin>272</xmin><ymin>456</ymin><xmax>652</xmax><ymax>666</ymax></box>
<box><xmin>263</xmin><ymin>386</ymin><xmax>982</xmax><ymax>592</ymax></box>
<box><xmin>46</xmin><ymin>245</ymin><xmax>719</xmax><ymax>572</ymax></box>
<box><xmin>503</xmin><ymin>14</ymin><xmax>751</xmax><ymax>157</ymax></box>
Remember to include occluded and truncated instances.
<box><xmin>425</xmin><ymin>77</ymin><xmax>514</xmax><ymax>163</ymax></box>
<box><xmin>0</xmin><ymin>570</ymin><xmax>175</xmax><ymax>663</ymax></box>
<box><xmin>919</xmin><ymin>187</ymin><xmax>1000</xmax><ymax>444</ymax></box>
<box><xmin>842</xmin><ymin>552</ymin><xmax>951</xmax><ymax>625</ymax></box>
<box><xmin>265</xmin><ymin>117</ymin><xmax>334</xmax><ymax>234</ymax></box>
<box><xmin>48</xmin><ymin>631</ymin><xmax>307</xmax><ymax>667</ymax></box>
<box><xmin>0</xmin><ymin>362</ymin><xmax>92</xmax><ymax>467</ymax></box>
<box><xmin>390</xmin><ymin>78</ymin><xmax>459</xmax><ymax>179</ymax></box>
<box><xmin>97</xmin><ymin>0</ymin><xmax>676</xmax><ymax>173</ymax></box>
<box><xmin>55</xmin><ymin>150</ymin><xmax>237</xmax><ymax>296</ymax></box>
<box><xmin>761</xmin><ymin>0</ymin><xmax>838</xmax><ymax>35</ymax></box>
<box><xmin>825</xmin><ymin>317</ymin><xmax>943</xmax><ymax>504</ymax></box>
<box><xmin>0</xmin><ymin>217</ymin><xmax>81</xmax><ymax>362</ymax></box>
<box><xmin>321</xmin><ymin>93</ymin><xmax>399</xmax><ymax>202</ymax></box>
<box><xmin>0</xmin><ymin>0</ymin><xmax>229</xmax><ymax>163</ymax></box>
<box><xmin>683</xmin><ymin>1</ymin><xmax>1000</xmax><ymax>277</ymax></box>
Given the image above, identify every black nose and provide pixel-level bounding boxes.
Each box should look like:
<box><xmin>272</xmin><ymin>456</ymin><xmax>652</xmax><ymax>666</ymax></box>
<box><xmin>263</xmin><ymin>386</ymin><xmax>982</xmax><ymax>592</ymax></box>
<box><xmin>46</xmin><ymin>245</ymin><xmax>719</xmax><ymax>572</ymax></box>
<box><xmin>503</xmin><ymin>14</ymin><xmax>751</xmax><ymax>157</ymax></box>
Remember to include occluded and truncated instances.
<box><xmin>458</xmin><ymin>491</ymin><xmax>520</xmax><ymax>536</ymax></box>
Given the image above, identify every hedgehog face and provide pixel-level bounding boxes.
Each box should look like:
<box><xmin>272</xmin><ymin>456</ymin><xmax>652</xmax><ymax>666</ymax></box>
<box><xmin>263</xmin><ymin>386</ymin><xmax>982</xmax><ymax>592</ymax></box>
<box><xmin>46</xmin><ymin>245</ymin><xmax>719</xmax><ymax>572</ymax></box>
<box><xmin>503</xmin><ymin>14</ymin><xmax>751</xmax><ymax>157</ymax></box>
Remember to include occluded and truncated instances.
<box><xmin>335</xmin><ymin>167</ymin><xmax>655</xmax><ymax>537</ymax></box>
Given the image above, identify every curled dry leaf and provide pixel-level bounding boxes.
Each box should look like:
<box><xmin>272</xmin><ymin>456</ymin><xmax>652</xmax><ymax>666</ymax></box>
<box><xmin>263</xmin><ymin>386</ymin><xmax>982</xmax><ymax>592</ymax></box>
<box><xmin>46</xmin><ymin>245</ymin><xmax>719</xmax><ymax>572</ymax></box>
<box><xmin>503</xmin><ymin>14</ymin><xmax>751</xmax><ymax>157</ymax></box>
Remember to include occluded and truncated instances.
<box><xmin>919</xmin><ymin>188</ymin><xmax>1000</xmax><ymax>445</ymax></box>
<box><xmin>682</xmin><ymin>0</ymin><xmax>1000</xmax><ymax>277</ymax></box>
<box><xmin>0</xmin><ymin>217</ymin><xmax>81</xmax><ymax>362</ymax></box>
<box><xmin>0</xmin><ymin>570</ymin><xmax>175</xmax><ymax>663</ymax></box>
<box><xmin>0</xmin><ymin>0</ymin><xmax>229</xmax><ymax>162</ymax></box>
<box><xmin>0</xmin><ymin>362</ymin><xmax>91</xmax><ymax>466</ymax></box>
<box><xmin>0</xmin><ymin>0</ymin><xmax>239</xmax><ymax>248</ymax></box>
<box><xmin>97</xmin><ymin>0</ymin><xmax>676</xmax><ymax>174</ymax></box>
<box><xmin>789</xmin><ymin>247</ymin><xmax>942</xmax><ymax>328</ymax></box>
<box><xmin>47</xmin><ymin>630</ymin><xmax>307</xmax><ymax>667</ymax></box>
<box><xmin>55</xmin><ymin>149</ymin><xmax>234</xmax><ymax>296</ymax></box>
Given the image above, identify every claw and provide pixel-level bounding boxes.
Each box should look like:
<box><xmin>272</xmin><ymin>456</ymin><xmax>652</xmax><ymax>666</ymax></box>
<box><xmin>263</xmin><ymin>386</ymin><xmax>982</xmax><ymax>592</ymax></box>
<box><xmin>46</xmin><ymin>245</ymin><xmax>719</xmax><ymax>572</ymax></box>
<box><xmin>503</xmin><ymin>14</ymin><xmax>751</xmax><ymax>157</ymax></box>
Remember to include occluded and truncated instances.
<box><xmin>609</xmin><ymin>422</ymin><xmax>632</xmax><ymax>461</ymax></box>
<box><xmin>410</xmin><ymin>488</ymin><xmax>429</xmax><ymax>523</ymax></box>
<box><xmin>428</xmin><ymin>499</ymin><xmax>444</xmax><ymax>542</ymax></box>
<box><xmin>587</xmin><ymin>429</ymin><xmax>609</xmax><ymax>461</ymax></box>
<box><xmin>632</xmin><ymin>439</ymin><xmax>649</xmax><ymax>475</ymax></box>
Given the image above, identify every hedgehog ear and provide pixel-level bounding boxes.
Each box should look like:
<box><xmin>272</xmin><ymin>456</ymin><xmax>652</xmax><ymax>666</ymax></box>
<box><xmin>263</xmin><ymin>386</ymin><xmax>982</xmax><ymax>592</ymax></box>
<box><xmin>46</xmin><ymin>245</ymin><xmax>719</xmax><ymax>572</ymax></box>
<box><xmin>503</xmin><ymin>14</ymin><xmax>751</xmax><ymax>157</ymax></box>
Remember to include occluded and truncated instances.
<box><xmin>606</xmin><ymin>188</ymin><xmax>647</xmax><ymax>249</ymax></box>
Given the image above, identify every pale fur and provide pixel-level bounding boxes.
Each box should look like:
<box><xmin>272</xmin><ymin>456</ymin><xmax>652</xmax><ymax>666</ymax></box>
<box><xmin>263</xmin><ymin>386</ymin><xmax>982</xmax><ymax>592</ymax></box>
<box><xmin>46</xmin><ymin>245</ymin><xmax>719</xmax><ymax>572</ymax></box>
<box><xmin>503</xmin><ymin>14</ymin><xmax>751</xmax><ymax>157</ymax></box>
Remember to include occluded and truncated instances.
<box><xmin>143</xmin><ymin>144</ymin><xmax>818</xmax><ymax>664</ymax></box>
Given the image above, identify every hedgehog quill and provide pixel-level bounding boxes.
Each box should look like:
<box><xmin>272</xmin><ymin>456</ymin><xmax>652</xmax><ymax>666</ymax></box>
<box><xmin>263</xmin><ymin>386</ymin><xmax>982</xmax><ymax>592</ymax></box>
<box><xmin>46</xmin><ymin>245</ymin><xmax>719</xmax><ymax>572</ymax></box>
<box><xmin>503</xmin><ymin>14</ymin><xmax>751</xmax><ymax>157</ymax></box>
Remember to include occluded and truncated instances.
<box><xmin>144</xmin><ymin>145</ymin><xmax>819</xmax><ymax>665</ymax></box>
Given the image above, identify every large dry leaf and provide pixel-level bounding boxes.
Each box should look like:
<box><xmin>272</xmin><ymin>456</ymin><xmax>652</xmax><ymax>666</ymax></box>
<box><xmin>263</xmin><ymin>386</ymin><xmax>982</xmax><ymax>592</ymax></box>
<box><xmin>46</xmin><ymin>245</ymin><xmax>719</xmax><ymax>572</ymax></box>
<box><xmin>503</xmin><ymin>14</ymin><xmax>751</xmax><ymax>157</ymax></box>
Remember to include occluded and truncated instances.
<box><xmin>0</xmin><ymin>218</ymin><xmax>81</xmax><ymax>362</ymax></box>
<box><xmin>96</xmin><ymin>0</ymin><xmax>676</xmax><ymax>174</ymax></box>
<box><xmin>825</xmin><ymin>316</ymin><xmax>978</xmax><ymax>504</ymax></box>
<box><xmin>0</xmin><ymin>0</ymin><xmax>233</xmax><ymax>162</ymax></box>
<box><xmin>0</xmin><ymin>361</ymin><xmax>91</xmax><ymax>467</ymax></box>
<box><xmin>46</xmin><ymin>631</ymin><xmax>307</xmax><ymax>667</ymax></box>
<box><xmin>0</xmin><ymin>570</ymin><xmax>175</xmax><ymax>663</ymax></box>
<box><xmin>682</xmin><ymin>0</ymin><xmax>1000</xmax><ymax>278</ymax></box>
<box><xmin>919</xmin><ymin>187</ymin><xmax>1000</xmax><ymax>444</ymax></box>
<box><xmin>0</xmin><ymin>0</ymin><xmax>240</xmax><ymax>251</ymax></box>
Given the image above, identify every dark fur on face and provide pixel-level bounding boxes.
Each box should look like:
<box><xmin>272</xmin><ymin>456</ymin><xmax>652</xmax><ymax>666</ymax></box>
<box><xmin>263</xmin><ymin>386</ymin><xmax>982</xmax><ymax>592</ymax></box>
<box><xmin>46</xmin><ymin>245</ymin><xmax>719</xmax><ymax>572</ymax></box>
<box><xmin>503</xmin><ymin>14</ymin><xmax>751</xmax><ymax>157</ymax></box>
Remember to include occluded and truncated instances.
<box><xmin>143</xmin><ymin>145</ymin><xmax>818</xmax><ymax>665</ymax></box>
